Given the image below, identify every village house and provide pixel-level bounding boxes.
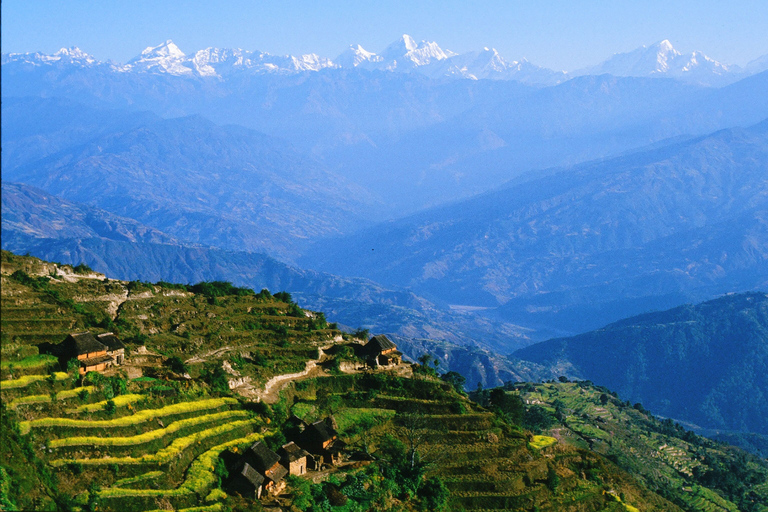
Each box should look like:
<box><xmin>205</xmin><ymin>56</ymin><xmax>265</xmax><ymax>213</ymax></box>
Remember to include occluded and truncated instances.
<box><xmin>299</xmin><ymin>416</ymin><xmax>346</xmax><ymax>467</ymax></box>
<box><xmin>242</xmin><ymin>441</ymin><xmax>288</xmax><ymax>495</ymax></box>
<box><xmin>96</xmin><ymin>332</ymin><xmax>125</xmax><ymax>365</ymax></box>
<box><xmin>364</xmin><ymin>334</ymin><xmax>401</xmax><ymax>367</ymax></box>
<box><xmin>279</xmin><ymin>441</ymin><xmax>311</xmax><ymax>476</ymax></box>
<box><xmin>229</xmin><ymin>462</ymin><xmax>265</xmax><ymax>499</ymax></box>
<box><xmin>57</xmin><ymin>332</ymin><xmax>126</xmax><ymax>374</ymax></box>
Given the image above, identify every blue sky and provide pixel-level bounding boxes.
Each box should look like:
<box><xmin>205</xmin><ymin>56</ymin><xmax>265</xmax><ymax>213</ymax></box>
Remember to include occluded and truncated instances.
<box><xmin>2</xmin><ymin>0</ymin><xmax>767</xmax><ymax>70</ymax></box>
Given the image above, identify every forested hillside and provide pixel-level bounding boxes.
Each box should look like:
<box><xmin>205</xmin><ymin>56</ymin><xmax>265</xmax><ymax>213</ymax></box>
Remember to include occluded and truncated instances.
<box><xmin>514</xmin><ymin>292</ymin><xmax>768</xmax><ymax>436</ymax></box>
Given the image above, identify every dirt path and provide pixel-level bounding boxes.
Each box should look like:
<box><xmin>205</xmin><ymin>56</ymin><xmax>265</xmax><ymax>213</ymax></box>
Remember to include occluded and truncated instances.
<box><xmin>255</xmin><ymin>360</ymin><xmax>328</xmax><ymax>403</ymax></box>
<box><xmin>184</xmin><ymin>346</ymin><xmax>234</xmax><ymax>365</ymax></box>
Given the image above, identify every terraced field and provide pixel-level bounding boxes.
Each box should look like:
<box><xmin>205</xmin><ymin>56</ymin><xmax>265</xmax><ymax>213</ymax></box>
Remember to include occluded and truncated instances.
<box><xmin>518</xmin><ymin>381</ymin><xmax>768</xmax><ymax>512</ymax></box>
<box><xmin>283</xmin><ymin>374</ymin><xmax>676</xmax><ymax>512</ymax></box>
<box><xmin>1</xmin><ymin>362</ymin><xmax>266</xmax><ymax>511</ymax></box>
<box><xmin>3</xmin><ymin>251</ymin><xmax>765</xmax><ymax>512</ymax></box>
<box><xmin>0</xmin><ymin>251</ymin><xmax>342</xmax><ymax>511</ymax></box>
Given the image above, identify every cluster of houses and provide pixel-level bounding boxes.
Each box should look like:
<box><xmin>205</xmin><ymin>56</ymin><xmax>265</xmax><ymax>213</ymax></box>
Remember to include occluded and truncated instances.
<box><xmin>57</xmin><ymin>331</ymin><xmax>126</xmax><ymax>375</ymax></box>
<box><xmin>229</xmin><ymin>416</ymin><xmax>345</xmax><ymax>498</ymax></box>
<box><xmin>50</xmin><ymin>330</ymin><xmax>401</xmax><ymax>499</ymax></box>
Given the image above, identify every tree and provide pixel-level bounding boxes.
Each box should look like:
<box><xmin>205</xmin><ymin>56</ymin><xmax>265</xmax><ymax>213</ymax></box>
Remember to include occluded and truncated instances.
<box><xmin>441</xmin><ymin>371</ymin><xmax>467</xmax><ymax>394</ymax></box>
<box><xmin>166</xmin><ymin>356</ymin><xmax>188</xmax><ymax>375</ymax></box>
<box><xmin>489</xmin><ymin>388</ymin><xmax>525</xmax><ymax>424</ymax></box>
<box><xmin>546</xmin><ymin>466</ymin><xmax>560</xmax><ymax>492</ymax></box>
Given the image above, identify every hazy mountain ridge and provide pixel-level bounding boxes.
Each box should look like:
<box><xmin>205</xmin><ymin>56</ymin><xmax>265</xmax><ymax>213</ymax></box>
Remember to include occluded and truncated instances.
<box><xmin>513</xmin><ymin>292</ymin><xmax>768</xmax><ymax>437</ymax></box>
<box><xmin>304</xmin><ymin>120</ymin><xmax>768</xmax><ymax>334</ymax></box>
<box><xmin>0</xmin><ymin>182</ymin><xmax>535</xmax><ymax>376</ymax></box>
<box><xmin>2</xmin><ymin>112</ymin><xmax>376</xmax><ymax>260</ymax></box>
<box><xmin>4</xmin><ymin>59</ymin><xmax>767</xmax><ymax>216</ymax></box>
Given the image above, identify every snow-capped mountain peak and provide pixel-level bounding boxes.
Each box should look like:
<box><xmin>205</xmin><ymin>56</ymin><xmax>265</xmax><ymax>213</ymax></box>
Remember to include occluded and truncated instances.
<box><xmin>576</xmin><ymin>39</ymin><xmax>734</xmax><ymax>85</ymax></box>
<box><xmin>139</xmin><ymin>40</ymin><xmax>186</xmax><ymax>59</ymax></box>
<box><xmin>126</xmin><ymin>40</ymin><xmax>192</xmax><ymax>75</ymax></box>
<box><xmin>53</xmin><ymin>47</ymin><xmax>97</xmax><ymax>64</ymax></box>
<box><xmin>401</xmin><ymin>34</ymin><xmax>418</xmax><ymax>52</ymax></box>
<box><xmin>377</xmin><ymin>34</ymin><xmax>455</xmax><ymax>71</ymax></box>
<box><xmin>336</xmin><ymin>44</ymin><xmax>382</xmax><ymax>68</ymax></box>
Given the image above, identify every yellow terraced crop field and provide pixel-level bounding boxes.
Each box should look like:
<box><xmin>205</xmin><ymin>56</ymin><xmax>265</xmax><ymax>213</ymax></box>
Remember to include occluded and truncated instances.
<box><xmin>50</xmin><ymin>410</ymin><xmax>250</xmax><ymax>447</ymax></box>
<box><xmin>19</xmin><ymin>397</ymin><xmax>238</xmax><ymax>434</ymax></box>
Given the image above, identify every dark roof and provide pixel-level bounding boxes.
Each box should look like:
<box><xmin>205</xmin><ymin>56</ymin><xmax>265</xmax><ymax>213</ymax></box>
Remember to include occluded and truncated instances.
<box><xmin>365</xmin><ymin>335</ymin><xmax>396</xmax><ymax>355</ymax></box>
<box><xmin>308</xmin><ymin>419</ymin><xmax>338</xmax><ymax>443</ymax></box>
<box><xmin>265</xmin><ymin>463</ymin><xmax>288</xmax><ymax>483</ymax></box>
<box><xmin>246</xmin><ymin>441</ymin><xmax>281</xmax><ymax>472</ymax></box>
<box><xmin>280</xmin><ymin>442</ymin><xmax>310</xmax><ymax>462</ymax></box>
<box><xmin>65</xmin><ymin>332</ymin><xmax>107</xmax><ymax>355</ymax></box>
<box><xmin>81</xmin><ymin>354</ymin><xmax>114</xmax><ymax>367</ymax></box>
<box><xmin>239</xmin><ymin>463</ymin><xmax>265</xmax><ymax>488</ymax></box>
<box><xmin>97</xmin><ymin>333</ymin><xmax>125</xmax><ymax>351</ymax></box>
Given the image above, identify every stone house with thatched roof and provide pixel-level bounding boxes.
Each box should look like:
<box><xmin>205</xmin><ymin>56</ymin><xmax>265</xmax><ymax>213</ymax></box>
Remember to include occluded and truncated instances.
<box><xmin>97</xmin><ymin>332</ymin><xmax>125</xmax><ymax>365</ymax></box>
<box><xmin>364</xmin><ymin>334</ymin><xmax>401</xmax><ymax>367</ymax></box>
<box><xmin>229</xmin><ymin>462</ymin><xmax>265</xmax><ymax>499</ymax></box>
<box><xmin>299</xmin><ymin>416</ymin><xmax>346</xmax><ymax>468</ymax></box>
<box><xmin>279</xmin><ymin>441</ymin><xmax>311</xmax><ymax>476</ymax></box>
<box><xmin>242</xmin><ymin>441</ymin><xmax>288</xmax><ymax>495</ymax></box>
<box><xmin>57</xmin><ymin>332</ymin><xmax>126</xmax><ymax>374</ymax></box>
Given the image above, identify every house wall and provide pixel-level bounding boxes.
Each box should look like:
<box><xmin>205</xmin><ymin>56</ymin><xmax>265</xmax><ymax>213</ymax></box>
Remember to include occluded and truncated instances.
<box><xmin>77</xmin><ymin>350</ymin><xmax>107</xmax><ymax>361</ymax></box>
<box><xmin>109</xmin><ymin>348</ymin><xmax>125</xmax><ymax>365</ymax></box>
<box><xmin>288</xmin><ymin>458</ymin><xmax>306</xmax><ymax>475</ymax></box>
<box><xmin>80</xmin><ymin>362</ymin><xmax>107</xmax><ymax>375</ymax></box>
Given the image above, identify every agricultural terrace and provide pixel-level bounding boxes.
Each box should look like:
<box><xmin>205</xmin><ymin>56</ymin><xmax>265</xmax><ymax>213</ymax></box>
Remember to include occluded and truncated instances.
<box><xmin>0</xmin><ymin>252</ymin><xmax>344</xmax><ymax>511</ymax></box>
<box><xmin>516</xmin><ymin>380</ymin><xmax>768</xmax><ymax>512</ymax></box>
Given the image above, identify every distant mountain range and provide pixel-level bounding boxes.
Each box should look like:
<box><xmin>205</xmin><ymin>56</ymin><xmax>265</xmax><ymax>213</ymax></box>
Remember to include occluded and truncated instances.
<box><xmin>4</xmin><ymin>36</ymin><xmax>764</xmax><ymax>86</ymax></box>
<box><xmin>514</xmin><ymin>292</ymin><xmax>768</xmax><ymax>436</ymax></box>
<box><xmin>305</xmin><ymin>120</ymin><xmax>768</xmax><ymax>335</ymax></box>
<box><xmin>0</xmin><ymin>181</ymin><xmax>534</xmax><ymax>367</ymax></box>
<box><xmin>2</xmin><ymin>98</ymin><xmax>376</xmax><ymax>260</ymax></box>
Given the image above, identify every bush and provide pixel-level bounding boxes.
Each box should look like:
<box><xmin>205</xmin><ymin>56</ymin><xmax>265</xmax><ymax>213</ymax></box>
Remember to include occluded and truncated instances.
<box><xmin>418</xmin><ymin>476</ymin><xmax>449</xmax><ymax>511</ymax></box>
<box><xmin>73</xmin><ymin>263</ymin><xmax>93</xmax><ymax>275</ymax></box>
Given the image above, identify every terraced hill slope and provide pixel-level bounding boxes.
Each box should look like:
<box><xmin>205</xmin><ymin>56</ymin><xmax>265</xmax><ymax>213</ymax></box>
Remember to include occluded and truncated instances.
<box><xmin>1</xmin><ymin>251</ymin><xmax>765</xmax><ymax>512</ymax></box>
<box><xmin>505</xmin><ymin>381</ymin><xmax>768</xmax><ymax>512</ymax></box>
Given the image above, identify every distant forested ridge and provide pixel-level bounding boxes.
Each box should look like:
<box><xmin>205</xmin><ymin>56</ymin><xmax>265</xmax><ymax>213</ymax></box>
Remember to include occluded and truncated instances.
<box><xmin>514</xmin><ymin>292</ymin><xmax>768</xmax><ymax>435</ymax></box>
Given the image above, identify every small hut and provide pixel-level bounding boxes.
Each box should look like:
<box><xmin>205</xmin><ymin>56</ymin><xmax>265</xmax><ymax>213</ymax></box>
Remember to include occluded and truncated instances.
<box><xmin>228</xmin><ymin>462</ymin><xmax>265</xmax><ymax>499</ymax></box>
<box><xmin>300</xmin><ymin>417</ymin><xmax>346</xmax><ymax>467</ymax></box>
<box><xmin>243</xmin><ymin>441</ymin><xmax>288</xmax><ymax>494</ymax></box>
<box><xmin>364</xmin><ymin>335</ymin><xmax>401</xmax><ymax>367</ymax></box>
<box><xmin>58</xmin><ymin>332</ymin><xmax>112</xmax><ymax>375</ymax></box>
<box><xmin>279</xmin><ymin>441</ymin><xmax>311</xmax><ymax>476</ymax></box>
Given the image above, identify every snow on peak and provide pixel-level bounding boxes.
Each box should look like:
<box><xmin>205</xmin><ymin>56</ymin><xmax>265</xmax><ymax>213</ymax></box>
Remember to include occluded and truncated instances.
<box><xmin>141</xmin><ymin>40</ymin><xmax>186</xmax><ymax>59</ymax></box>
<box><xmin>577</xmin><ymin>39</ymin><xmax>734</xmax><ymax>84</ymax></box>
<box><xmin>336</xmin><ymin>44</ymin><xmax>383</xmax><ymax>68</ymax></box>
<box><xmin>401</xmin><ymin>34</ymin><xmax>418</xmax><ymax>52</ymax></box>
<box><xmin>126</xmin><ymin>40</ymin><xmax>192</xmax><ymax>75</ymax></box>
<box><xmin>377</xmin><ymin>35</ymin><xmax>455</xmax><ymax>70</ymax></box>
<box><xmin>54</xmin><ymin>47</ymin><xmax>96</xmax><ymax>63</ymax></box>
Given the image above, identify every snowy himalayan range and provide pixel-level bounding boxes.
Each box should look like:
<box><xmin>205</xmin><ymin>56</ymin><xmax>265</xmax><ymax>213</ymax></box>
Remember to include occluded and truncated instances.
<box><xmin>5</xmin><ymin>34</ymin><xmax>768</xmax><ymax>86</ymax></box>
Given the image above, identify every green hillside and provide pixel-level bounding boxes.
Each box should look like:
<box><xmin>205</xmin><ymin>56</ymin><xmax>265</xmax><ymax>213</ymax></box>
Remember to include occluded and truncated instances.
<box><xmin>486</xmin><ymin>380</ymin><xmax>768</xmax><ymax>512</ymax></box>
<box><xmin>1</xmin><ymin>251</ymin><xmax>765</xmax><ymax>511</ymax></box>
<box><xmin>514</xmin><ymin>292</ymin><xmax>768</xmax><ymax>436</ymax></box>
